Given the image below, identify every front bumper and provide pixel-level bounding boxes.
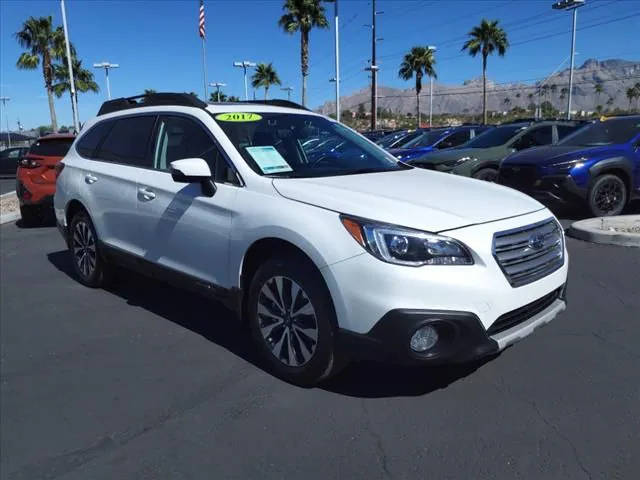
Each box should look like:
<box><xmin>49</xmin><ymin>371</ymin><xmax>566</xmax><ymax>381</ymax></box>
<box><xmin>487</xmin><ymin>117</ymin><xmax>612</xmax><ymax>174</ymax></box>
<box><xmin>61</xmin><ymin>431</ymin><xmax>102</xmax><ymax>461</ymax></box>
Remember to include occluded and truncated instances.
<box><xmin>499</xmin><ymin>172</ymin><xmax>588</xmax><ymax>206</ymax></box>
<box><xmin>16</xmin><ymin>179</ymin><xmax>55</xmax><ymax>206</ymax></box>
<box><xmin>339</xmin><ymin>285</ymin><xmax>566</xmax><ymax>365</ymax></box>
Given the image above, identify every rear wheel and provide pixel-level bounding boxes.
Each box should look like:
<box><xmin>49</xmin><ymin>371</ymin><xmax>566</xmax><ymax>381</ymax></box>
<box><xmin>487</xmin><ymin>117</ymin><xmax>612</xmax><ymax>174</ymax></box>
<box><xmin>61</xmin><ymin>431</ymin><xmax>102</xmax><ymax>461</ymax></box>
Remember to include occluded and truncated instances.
<box><xmin>247</xmin><ymin>255</ymin><xmax>347</xmax><ymax>386</ymax></box>
<box><xmin>69</xmin><ymin>210</ymin><xmax>113</xmax><ymax>288</ymax></box>
<box><xmin>588</xmin><ymin>174</ymin><xmax>627</xmax><ymax>217</ymax></box>
<box><xmin>472</xmin><ymin>167</ymin><xmax>499</xmax><ymax>182</ymax></box>
<box><xmin>19</xmin><ymin>205</ymin><xmax>42</xmax><ymax>226</ymax></box>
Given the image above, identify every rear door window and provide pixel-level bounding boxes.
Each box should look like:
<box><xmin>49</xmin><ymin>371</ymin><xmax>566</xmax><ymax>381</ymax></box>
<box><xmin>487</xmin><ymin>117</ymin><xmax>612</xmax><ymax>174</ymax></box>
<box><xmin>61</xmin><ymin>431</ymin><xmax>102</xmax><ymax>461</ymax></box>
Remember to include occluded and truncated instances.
<box><xmin>96</xmin><ymin>116</ymin><xmax>156</xmax><ymax>167</ymax></box>
<box><xmin>557</xmin><ymin>124</ymin><xmax>581</xmax><ymax>140</ymax></box>
<box><xmin>438</xmin><ymin>130</ymin><xmax>469</xmax><ymax>149</ymax></box>
<box><xmin>76</xmin><ymin>120</ymin><xmax>115</xmax><ymax>158</ymax></box>
<box><xmin>28</xmin><ymin>138</ymin><xmax>74</xmax><ymax>157</ymax></box>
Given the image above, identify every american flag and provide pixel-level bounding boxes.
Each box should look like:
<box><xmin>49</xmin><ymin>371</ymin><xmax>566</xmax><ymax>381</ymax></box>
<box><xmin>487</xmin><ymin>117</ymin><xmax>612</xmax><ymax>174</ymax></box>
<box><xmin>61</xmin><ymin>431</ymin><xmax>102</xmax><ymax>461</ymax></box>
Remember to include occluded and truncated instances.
<box><xmin>198</xmin><ymin>0</ymin><xmax>205</xmax><ymax>39</ymax></box>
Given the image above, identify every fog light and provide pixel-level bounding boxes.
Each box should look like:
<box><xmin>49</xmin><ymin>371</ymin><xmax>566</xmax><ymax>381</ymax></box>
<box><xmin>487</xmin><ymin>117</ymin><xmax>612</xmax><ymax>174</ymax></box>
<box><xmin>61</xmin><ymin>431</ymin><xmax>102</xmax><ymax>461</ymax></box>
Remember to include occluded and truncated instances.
<box><xmin>410</xmin><ymin>325</ymin><xmax>439</xmax><ymax>352</ymax></box>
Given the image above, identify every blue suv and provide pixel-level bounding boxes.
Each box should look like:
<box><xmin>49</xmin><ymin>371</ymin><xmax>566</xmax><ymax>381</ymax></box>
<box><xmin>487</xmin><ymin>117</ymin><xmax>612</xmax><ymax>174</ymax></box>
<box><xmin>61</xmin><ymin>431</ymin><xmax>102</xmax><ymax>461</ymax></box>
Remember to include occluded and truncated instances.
<box><xmin>499</xmin><ymin>116</ymin><xmax>640</xmax><ymax>216</ymax></box>
<box><xmin>388</xmin><ymin>126</ymin><xmax>491</xmax><ymax>162</ymax></box>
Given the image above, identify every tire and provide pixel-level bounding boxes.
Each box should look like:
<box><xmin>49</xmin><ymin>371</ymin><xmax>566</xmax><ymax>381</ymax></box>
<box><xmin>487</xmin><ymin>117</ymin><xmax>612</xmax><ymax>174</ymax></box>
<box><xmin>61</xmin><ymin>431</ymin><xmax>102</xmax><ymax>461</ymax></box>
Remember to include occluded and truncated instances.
<box><xmin>68</xmin><ymin>210</ymin><xmax>113</xmax><ymax>288</ymax></box>
<box><xmin>20</xmin><ymin>205</ymin><xmax>42</xmax><ymax>226</ymax></box>
<box><xmin>472</xmin><ymin>167</ymin><xmax>499</xmax><ymax>182</ymax></box>
<box><xmin>247</xmin><ymin>255</ymin><xmax>347</xmax><ymax>386</ymax></box>
<box><xmin>587</xmin><ymin>174</ymin><xmax>627</xmax><ymax>217</ymax></box>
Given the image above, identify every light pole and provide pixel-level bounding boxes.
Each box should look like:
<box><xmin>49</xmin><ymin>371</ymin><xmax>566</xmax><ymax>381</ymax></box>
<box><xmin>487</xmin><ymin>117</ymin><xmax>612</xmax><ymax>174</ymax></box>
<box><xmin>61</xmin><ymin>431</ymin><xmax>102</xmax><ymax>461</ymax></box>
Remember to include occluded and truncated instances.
<box><xmin>427</xmin><ymin>45</ymin><xmax>436</xmax><ymax>126</ymax></box>
<box><xmin>0</xmin><ymin>97</ymin><xmax>11</xmax><ymax>147</ymax></box>
<box><xmin>333</xmin><ymin>0</ymin><xmax>340</xmax><ymax>122</ymax></box>
<box><xmin>93</xmin><ymin>62</ymin><xmax>119</xmax><ymax>100</ymax></box>
<box><xmin>365</xmin><ymin>1</ymin><xmax>383</xmax><ymax>131</ymax></box>
<box><xmin>552</xmin><ymin>0</ymin><xmax>585</xmax><ymax>120</ymax></box>
<box><xmin>281</xmin><ymin>86</ymin><xmax>294</xmax><ymax>101</ymax></box>
<box><xmin>60</xmin><ymin>0</ymin><xmax>79</xmax><ymax>133</ymax></box>
<box><xmin>233</xmin><ymin>61</ymin><xmax>256</xmax><ymax>101</ymax></box>
<box><xmin>209</xmin><ymin>82</ymin><xmax>226</xmax><ymax>102</ymax></box>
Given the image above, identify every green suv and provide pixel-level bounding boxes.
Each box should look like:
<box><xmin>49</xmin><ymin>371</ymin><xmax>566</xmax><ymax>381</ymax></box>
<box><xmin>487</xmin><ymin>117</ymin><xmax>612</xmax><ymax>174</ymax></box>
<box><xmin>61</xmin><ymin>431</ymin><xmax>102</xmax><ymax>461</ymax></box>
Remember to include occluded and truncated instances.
<box><xmin>409</xmin><ymin>120</ymin><xmax>583</xmax><ymax>182</ymax></box>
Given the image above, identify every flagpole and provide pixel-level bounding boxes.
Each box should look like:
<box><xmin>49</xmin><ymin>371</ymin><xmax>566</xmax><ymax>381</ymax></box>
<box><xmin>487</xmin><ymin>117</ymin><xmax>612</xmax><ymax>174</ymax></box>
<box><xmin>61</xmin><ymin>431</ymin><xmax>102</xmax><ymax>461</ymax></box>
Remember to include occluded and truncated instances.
<box><xmin>202</xmin><ymin>37</ymin><xmax>207</xmax><ymax>101</ymax></box>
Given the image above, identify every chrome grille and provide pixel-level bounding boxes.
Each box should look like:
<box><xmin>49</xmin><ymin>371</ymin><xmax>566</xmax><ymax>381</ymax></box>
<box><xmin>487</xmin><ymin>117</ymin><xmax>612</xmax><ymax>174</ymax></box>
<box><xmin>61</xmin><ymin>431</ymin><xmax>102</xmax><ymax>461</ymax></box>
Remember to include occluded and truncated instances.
<box><xmin>493</xmin><ymin>218</ymin><xmax>564</xmax><ymax>287</ymax></box>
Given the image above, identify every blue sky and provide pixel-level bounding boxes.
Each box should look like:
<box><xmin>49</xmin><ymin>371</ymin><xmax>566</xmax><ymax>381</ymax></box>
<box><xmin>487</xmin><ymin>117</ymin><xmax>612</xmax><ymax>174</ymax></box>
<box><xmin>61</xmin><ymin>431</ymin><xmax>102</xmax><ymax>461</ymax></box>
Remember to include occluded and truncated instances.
<box><xmin>1</xmin><ymin>0</ymin><xmax>639</xmax><ymax>129</ymax></box>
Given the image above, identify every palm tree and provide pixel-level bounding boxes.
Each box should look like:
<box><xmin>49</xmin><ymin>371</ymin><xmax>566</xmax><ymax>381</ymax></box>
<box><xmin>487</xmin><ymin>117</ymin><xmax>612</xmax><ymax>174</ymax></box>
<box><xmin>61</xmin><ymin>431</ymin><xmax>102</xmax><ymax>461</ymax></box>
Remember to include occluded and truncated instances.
<box><xmin>52</xmin><ymin>56</ymin><xmax>99</xmax><ymax>126</ymax></box>
<box><xmin>278</xmin><ymin>0</ymin><xmax>328</xmax><ymax>107</ymax></box>
<box><xmin>144</xmin><ymin>89</ymin><xmax>157</xmax><ymax>95</ymax></box>
<box><xmin>461</xmin><ymin>19</ymin><xmax>509</xmax><ymax>124</ymax></box>
<box><xmin>398</xmin><ymin>46</ymin><xmax>437</xmax><ymax>127</ymax></box>
<box><xmin>251</xmin><ymin>63</ymin><xmax>282</xmax><ymax>99</ymax></box>
<box><xmin>626</xmin><ymin>87</ymin><xmax>635</xmax><ymax>111</ymax></box>
<box><xmin>594</xmin><ymin>82</ymin><xmax>603</xmax><ymax>109</ymax></box>
<box><xmin>227</xmin><ymin>95</ymin><xmax>241</xmax><ymax>102</ymax></box>
<box><xmin>550</xmin><ymin>84</ymin><xmax>557</xmax><ymax>107</ymax></box>
<box><xmin>503</xmin><ymin>97</ymin><xmax>511</xmax><ymax>110</ymax></box>
<box><xmin>209</xmin><ymin>91</ymin><xmax>227</xmax><ymax>102</ymax></box>
<box><xmin>560</xmin><ymin>86</ymin><xmax>569</xmax><ymax>102</ymax></box>
<box><xmin>15</xmin><ymin>16</ymin><xmax>67</xmax><ymax>132</ymax></box>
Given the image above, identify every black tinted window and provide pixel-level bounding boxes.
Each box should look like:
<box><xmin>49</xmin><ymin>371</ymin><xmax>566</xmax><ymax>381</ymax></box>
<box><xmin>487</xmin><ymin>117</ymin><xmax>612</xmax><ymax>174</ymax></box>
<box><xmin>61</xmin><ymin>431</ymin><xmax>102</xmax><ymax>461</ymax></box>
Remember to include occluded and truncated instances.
<box><xmin>28</xmin><ymin>138</ymin><xmax>74</xmax><ymax>157</ymax></box>
<box><xmin>557</xmin><ymin>124</ymin><xmax>580</xmax><ymax>140</ymax></box>
<box><xmin>466</xmin><ymin>125</ymin><xmax>525</xmax><ymax>148</ymax></box>
<box><xmin>153</xmin><ymin>116</ymin><xmax>238</xmax><ymax>184</ymax></box>
<box><xmin>97</xmin><ymin>116</ymin><xmax>156</xmax><ymax>166</ymax></box>
<box><xmin>76</xmin><ymin>121</ymin><xmax>114</xmax><ymax>158</ymax></box>
<box><xmin>439</xmin><ymin>130</ymin><xmax>469</xmax><ymax>148</ymax></box>
<box><xmin>560</xmin><ymin>118</ymin><xmax>640</xmax><ymax>146</ymax></box>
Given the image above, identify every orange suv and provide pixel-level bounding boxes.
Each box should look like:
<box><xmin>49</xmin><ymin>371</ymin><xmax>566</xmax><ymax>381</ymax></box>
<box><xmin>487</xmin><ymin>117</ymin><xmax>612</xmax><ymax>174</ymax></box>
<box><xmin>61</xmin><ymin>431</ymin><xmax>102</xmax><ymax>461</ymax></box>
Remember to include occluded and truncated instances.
<box><xmin>17</xmin><ymin>134</ymin><xmax>75</xmax><ymax>225</ymax></box>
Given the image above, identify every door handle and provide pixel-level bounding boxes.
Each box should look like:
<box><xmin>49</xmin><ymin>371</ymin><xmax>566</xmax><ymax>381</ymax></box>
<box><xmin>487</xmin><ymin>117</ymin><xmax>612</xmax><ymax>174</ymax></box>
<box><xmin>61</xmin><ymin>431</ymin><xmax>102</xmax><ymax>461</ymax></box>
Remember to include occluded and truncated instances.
<box><xmin>138</xmin><ymin>187</ymin><xmax>156</xmax><ymax>201</ymax></box>
<box><xmin>85</xmin><ymin>174</ymin><xmax>98</xmax><ymax>184</ymax></box>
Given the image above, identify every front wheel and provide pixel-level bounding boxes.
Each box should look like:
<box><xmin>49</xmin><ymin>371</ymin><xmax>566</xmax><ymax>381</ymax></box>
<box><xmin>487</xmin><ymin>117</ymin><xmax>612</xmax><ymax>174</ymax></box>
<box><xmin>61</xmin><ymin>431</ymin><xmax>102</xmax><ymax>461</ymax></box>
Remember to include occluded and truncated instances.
<box><xmin>588</xmin><ymin>174</ymin><xmax>627</xmax><ymax>217</ymax></box>
<box><xmin>68</xmin><ymin>210</ymin><xmax>113</xmax><ymax>288</ymax></box>
<box><xmin>247</xmin><ymin>255</ymin><xmax>347</xmax><ymax>386</ymax></box>
<box><xmin>472</xmin><ymin>167</ymin><xmax>499</xmax><ymax>182</ymax></box>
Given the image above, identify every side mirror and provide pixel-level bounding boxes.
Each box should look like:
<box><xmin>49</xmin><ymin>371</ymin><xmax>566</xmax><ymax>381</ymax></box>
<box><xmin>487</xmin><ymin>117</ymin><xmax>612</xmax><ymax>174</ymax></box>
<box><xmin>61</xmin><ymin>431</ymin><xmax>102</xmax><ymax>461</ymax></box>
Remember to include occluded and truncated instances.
<box><xmin>169</xmin><ymin>158</ymin><xmax>216</xmax><ymax>197</ymax></box>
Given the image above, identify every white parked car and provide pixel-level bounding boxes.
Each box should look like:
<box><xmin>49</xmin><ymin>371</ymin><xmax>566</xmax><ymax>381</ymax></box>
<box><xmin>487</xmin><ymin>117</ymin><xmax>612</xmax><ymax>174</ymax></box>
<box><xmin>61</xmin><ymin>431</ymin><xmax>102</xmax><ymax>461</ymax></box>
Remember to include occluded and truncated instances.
<box><xmin>54</xmin><ymin>93</ymin><xmax>568</xmax><ymax>386</ymax></box>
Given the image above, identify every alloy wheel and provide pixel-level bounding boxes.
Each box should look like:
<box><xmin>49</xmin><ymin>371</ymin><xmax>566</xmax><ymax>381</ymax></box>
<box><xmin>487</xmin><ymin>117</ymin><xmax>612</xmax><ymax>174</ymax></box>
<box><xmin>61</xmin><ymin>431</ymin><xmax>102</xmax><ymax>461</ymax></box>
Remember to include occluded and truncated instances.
<box><xmin>72</xmin><ymin>221</ymin><xmax>97</xmax><ymax>278</ymax></box>
<box><xmin>257</xmin><ymin>276</ymin><xmax>318</xmax><ymax>367</ymax></box>
<box><xmin>594</xmin><ymin>179</ymin><xmax>623</xmax><ymax>214</ymax></box>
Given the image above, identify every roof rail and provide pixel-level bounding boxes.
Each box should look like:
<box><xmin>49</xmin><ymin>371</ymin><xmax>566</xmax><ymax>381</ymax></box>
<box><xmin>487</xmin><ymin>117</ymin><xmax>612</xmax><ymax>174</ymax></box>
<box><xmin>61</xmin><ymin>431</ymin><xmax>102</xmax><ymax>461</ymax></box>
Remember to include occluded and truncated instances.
<box><xmin>97</xmin><ymin>92</ymin><xmax>207</xmax><ymax>116</ymax></box>
<box><xmin>243</xmin><ymin>99</ymin><xmax>309</xmax><ymax>111</ymax></box>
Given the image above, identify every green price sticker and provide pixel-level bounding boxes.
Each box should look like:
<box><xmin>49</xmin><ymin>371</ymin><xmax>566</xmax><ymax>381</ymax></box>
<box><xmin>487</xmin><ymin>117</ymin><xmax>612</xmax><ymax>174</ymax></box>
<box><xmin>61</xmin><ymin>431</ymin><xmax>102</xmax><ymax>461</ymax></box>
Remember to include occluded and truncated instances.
<box><xmin>215</xmin><ymin>112</ymin><xmax>262</xmax><ymax>122</ymax></box>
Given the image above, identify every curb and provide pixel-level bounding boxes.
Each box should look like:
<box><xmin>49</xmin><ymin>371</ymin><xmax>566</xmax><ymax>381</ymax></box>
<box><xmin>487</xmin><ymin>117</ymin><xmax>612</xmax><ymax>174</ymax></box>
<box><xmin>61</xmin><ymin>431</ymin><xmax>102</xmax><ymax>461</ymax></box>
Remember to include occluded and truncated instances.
<box><xmin>0</xmin><ymin>191</ymin><xmax>16</xmax><ymax>199</ymax></box>
<box><xmin>567</xmin><ymin>215</ymin><xmax>640</xmax><ymax>248</ymax></box>
<box><xmin>0</xmin><ymin>211</ymin><xmax>20</xmax><ymax>225</ymax></box>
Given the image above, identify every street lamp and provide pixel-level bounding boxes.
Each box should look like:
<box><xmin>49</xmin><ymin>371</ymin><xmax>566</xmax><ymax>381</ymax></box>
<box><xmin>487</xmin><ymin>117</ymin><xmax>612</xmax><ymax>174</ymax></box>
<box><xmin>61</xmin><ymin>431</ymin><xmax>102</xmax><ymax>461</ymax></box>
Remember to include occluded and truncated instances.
<box><xmin>209</xmin><ymin>82</ymin><xmax>227</xmax><ymax>102</ymax></box>
<box><xmin>93</xmin><ymin>62</ymin><xmax>119</xmax><ymax>100</ymax></box>
<box><xmin>552</xmin><ymin>0</ymin><xmax>585</xmax><ymax>120</ymax></box>
<box><xmin>0</xmin><ymin>97</ymin><xmax>11</xmax><ymax>147</ymax></box>
<box><xmin>233</xmin><ymin>61</ymin><xmax>256</xmax><ymax>101</ymax></box>
<box><xmin>281</xmin><ymin>86</ymin><xmax>294</xmax><ymax>101</ymax></box>
<box><xmin>427</xmin><ymin>45</ymin><xmax>437</xmax><ymax>126</ymax></box>
<box><xmin>60</xmin><ymin>0</ymin><xmax>79</xmax><ymax>133</ymax></box>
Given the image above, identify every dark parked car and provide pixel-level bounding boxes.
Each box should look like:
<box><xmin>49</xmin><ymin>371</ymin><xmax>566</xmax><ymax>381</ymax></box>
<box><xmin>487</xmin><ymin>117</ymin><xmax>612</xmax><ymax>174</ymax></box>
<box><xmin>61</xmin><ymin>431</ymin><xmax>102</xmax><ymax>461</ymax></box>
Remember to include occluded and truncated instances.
<box><xmin>361</xmin><ymin>129</ymin><xmax>398</xmax><ymax>142</ymax></box>
<box><xmin>499</xmin><ymin>115</ymin><xmax>640</xmax><ymax>216</ymax></box>
<box><xmin>377</xmin><ymin>129</ymin><xmax>428</xmax><ymax>150</ymax></box>
<box><xmin>390</xmin><ymin>125</ymin><xmax>492</xmax><ymax>162</ymax></box>
<box><xmin>410</xmin><ymin>120</ymin><xmax>583</xmax><ymax>181</ymax></box>
<box><xmin>0</xmin><ymin>146</ymin><xmax>29</xmax><ymax>177</ymax></box>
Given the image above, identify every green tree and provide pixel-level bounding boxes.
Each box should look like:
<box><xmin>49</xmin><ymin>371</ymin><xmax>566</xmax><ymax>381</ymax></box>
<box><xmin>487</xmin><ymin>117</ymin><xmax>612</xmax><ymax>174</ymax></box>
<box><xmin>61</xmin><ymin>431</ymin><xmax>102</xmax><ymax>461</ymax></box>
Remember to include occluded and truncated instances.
<box><xmin>209</xmin><ymin>91</ymin><xmax>227</xmax><ymax>102</ymax></box>
<box><xmin>144</xmin><ymin>89</ymin><xmax>157</xmax><ymax>95</ymax></box>
<box><xmin>15</xmin><ymin>16</ymin><xmax>68</xmax><ymax>132</ymax></box>
<box><xmin>398</xmin><ymin>46</ymin><xmax>437</xmax><ymax>127</ymax></box>
<box><xmin>462</xmin><ymin>19</ymin><xmax>509</xmax><ymax>124</ymax></box>
<box><xmin>52</xmin><ymin>56</ymin><xmax>99</xmax><ymax>117</ymax></box>
<box><xmin>594</xmin><ymin>82</ymin><xmax>603</xmax><ymax>109</ymax></box>
<box><xmin>503</xmin><ymin>97</ymin><xmax>511</xmax><ymax>109</ymax></box>
<box><xmin>227</xmin><ymin>95</ymin><xmax>241</xmax><ymax>102</ymax></box>
<box><xmin>251</xmin><ymin>62</ymin><xmax>282</xmax><ymax>99</ymax></box>
<box><xmin>278</xmin><ymin>0</ymin><xmax>329</xmax><ymax>107</ymax></box>
<box><xmin>626</xmin><ymin>87</ymin><xmax>636</xmax><ymax>111</ymax></box>
<box><xmin>550</xmin><ymin>84</ymin><xmax>557</xmax><ymax>106</ymax></box>
<box><xmin>357</xmin><ymin>103</ymin><xmax>366</xmax><ymax>119</ymax></box>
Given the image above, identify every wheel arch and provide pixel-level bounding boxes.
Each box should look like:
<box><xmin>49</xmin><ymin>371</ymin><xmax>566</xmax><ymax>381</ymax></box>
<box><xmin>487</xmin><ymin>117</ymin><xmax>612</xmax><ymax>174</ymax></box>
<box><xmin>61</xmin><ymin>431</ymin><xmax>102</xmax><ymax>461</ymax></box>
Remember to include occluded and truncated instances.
<box><xmin>589</xmin><ymin>157</ymin><xmax>633</xmax><ymax>193</ymax></box>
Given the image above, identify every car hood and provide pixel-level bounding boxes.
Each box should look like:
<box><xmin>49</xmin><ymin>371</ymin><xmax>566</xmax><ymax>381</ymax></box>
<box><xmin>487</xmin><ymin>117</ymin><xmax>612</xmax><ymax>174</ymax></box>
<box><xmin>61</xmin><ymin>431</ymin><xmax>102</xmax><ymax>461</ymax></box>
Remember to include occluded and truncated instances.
<box><xmin>503</xmin><ymin>144</ymin><xmax>625</xmax><ymax>166</ymax></box>
<box><xmin>412</xmin><ymin>146</ymin><xmax>507</xmax><ymax>165</ymax></box>
<box><xmin>272</xmin><ymin>168</ymin><xmax>544</xmax><ymax>232</ymax></box>
<box><xmin>388</xmin><ymin>146</ymin><xmax>435</xmax><ymax>160</ymax></box>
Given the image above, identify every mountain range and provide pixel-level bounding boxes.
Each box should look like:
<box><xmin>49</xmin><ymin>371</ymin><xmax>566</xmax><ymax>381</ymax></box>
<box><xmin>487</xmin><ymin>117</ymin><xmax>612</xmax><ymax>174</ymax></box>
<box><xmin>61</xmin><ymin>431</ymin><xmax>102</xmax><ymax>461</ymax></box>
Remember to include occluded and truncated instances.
<box><xmin>317</xmin><ymin>59</ymin><xmax>640</xmax><ymax>116</ymax></box>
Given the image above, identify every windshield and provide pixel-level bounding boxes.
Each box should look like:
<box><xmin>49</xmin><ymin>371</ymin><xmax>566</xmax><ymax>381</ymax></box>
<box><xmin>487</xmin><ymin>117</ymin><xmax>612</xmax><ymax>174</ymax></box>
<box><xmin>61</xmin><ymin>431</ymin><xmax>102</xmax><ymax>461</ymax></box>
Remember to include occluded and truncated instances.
<box><xmin>389</xmin><ymin>130</ymin><xmax>425</xmax><ymax>148</ymax></box>
<box><xmin>559</xmin><ymin>118</ymin><xmax>640</xmax><ymax>147</ymax></box>
<box><xmin>28</xmin><ymin>138</ymin><xmax>74</xmax><ymax>157</ymax></box>
<box><xmin>402</xmin><ymin>130</ymin><xmax>449</xmax><ymax>149</ymax></box>
<box><xmin>214</xmin><ymin>112</ymin><xmax>407</xmax><ymax>178</ymax></box>
<box><xmin>377</xmin><ymin>131</ymin><xmax>407</xmax><ymax>148</ymax></box>
<box><xmin>464</xmin><ymin>125</ymin><xmax>525</xmax><ymax>148</ymax></box>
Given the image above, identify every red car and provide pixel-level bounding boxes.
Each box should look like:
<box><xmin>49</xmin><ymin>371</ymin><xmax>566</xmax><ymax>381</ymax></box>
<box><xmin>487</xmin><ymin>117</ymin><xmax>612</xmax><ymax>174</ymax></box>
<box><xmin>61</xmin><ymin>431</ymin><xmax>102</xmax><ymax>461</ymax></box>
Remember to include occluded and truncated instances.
<box><xmin>16</xmin><ymin>134</ymin><xmax>75</xmax><ymax>225</ymax></box>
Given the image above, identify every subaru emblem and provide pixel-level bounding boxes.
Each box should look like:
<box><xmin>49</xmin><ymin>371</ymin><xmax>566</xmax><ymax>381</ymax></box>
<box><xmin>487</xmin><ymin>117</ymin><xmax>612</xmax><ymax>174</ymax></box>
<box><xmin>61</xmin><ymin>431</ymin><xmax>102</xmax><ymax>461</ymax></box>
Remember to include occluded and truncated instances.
<box><xmin>528</xmin><ymin>233</ymin><xmax>545</xmax><ymax>250</ymax></box>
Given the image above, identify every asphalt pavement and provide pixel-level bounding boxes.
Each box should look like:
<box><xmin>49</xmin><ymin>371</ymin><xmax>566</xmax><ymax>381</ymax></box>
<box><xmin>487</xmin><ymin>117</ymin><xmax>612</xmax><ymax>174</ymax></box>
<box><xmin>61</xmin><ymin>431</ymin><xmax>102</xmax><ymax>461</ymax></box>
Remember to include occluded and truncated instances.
<box><xmin>1</xmin><ymin>219</ymin><xmax>639</xmax><ymax>480</ymax></box>
<box><xmin>0</xmin><ymin>178</ymin><xmax>16</xmax><ymax>195</ymax></box>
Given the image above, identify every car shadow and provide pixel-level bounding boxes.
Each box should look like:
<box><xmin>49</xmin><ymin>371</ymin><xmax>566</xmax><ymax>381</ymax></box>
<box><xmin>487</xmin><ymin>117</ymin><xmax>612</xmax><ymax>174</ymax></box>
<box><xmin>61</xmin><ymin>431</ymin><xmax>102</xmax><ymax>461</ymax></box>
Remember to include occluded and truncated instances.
<box><xmin>47</xmin><ymin>250</ymin><xmax>496</xmax><ymax>398</ymax></box>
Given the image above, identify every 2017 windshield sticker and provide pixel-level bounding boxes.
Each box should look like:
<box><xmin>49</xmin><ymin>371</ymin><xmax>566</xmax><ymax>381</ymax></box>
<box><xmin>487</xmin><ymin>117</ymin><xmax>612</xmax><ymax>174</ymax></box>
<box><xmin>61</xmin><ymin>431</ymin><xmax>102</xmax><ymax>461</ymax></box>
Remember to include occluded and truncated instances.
<box><xmin>245</xmin><ymin>146</ymin><xmax>293</xmax><ymax>174</ymax></box>
<box><xmin>215</xmin><ymin>112</ymin><xmax>262</xmax><ymax>122</ymax></box>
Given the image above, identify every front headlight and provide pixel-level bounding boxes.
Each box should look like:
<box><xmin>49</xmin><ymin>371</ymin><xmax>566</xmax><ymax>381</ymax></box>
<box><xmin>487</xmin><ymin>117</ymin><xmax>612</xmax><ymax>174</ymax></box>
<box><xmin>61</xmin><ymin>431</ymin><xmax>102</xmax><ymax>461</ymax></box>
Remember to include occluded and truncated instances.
<box><xmin>341</xmin><ymin>216</ymin><xmax>474</xmax><ymax>266</ymax></box>
<box><xmin>548</xmin><ymin>157</ymin><xmax>587</xmax><ymax>172</ymax></box>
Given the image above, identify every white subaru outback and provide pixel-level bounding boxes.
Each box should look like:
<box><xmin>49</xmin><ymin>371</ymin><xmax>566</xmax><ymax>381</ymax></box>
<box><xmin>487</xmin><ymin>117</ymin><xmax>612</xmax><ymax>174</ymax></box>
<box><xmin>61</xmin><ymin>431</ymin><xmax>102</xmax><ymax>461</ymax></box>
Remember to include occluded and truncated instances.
<box><xmin>54</xmin><ymin>93</ymin><xmax>568</xmax><ymax>386</ymax></box>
